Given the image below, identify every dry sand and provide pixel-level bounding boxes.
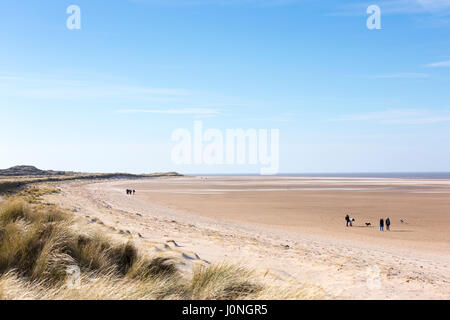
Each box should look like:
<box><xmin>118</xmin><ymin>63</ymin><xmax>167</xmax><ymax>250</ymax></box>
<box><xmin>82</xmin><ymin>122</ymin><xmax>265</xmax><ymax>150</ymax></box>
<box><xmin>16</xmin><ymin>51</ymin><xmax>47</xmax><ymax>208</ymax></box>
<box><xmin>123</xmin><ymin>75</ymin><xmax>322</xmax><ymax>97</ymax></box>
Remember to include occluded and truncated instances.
<box><xmin>47</xmin><ymin>176</ymin><xmax>450</xmax><ymax>299</ymax></box>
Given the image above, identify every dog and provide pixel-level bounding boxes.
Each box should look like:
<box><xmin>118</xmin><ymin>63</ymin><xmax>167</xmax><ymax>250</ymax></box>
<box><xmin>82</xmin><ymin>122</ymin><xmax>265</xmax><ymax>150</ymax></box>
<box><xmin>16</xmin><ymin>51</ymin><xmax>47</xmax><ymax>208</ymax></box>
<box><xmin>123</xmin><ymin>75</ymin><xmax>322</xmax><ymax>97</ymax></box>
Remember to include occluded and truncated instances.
<box><xmin>365</xmin><ymin>222</ymin><xmax>371</xmax><ymax>226</ymax></box>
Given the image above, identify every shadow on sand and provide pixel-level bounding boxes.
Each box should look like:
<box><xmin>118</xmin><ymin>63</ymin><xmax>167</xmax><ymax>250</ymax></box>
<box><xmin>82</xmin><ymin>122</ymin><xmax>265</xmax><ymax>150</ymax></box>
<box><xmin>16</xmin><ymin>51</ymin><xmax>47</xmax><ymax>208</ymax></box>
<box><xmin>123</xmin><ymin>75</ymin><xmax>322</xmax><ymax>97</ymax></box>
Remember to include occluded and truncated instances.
<box><xmin>351</xmin><ymin>226</ymin><xmax>413</xmax><ymax>233</ymax></box>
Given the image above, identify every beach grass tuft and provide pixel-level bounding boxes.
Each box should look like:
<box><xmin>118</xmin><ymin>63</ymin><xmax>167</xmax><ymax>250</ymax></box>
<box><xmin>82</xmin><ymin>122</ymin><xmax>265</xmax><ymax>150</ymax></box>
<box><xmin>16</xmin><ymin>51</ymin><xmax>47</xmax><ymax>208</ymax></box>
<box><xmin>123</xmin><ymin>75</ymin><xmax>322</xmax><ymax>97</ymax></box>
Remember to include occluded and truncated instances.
<box><xmin>0</xmin><ymin>195</ymin><xmax>324</xmax><ymax>300</ymax></box>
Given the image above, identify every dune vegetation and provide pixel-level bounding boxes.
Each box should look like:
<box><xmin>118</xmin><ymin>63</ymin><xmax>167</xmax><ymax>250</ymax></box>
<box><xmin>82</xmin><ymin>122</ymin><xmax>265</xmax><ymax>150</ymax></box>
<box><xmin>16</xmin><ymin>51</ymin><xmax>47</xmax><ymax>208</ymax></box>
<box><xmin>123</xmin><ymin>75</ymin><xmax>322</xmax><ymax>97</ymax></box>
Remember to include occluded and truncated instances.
<box><xmin>0</xmin><ymin>184</ymin><xmax>323</xmax><ymax>300</ymax></box>
<box><xmin>0</xmin><ymin>171</ymin><xmax>182</xmax><ymax>194</ymax></box>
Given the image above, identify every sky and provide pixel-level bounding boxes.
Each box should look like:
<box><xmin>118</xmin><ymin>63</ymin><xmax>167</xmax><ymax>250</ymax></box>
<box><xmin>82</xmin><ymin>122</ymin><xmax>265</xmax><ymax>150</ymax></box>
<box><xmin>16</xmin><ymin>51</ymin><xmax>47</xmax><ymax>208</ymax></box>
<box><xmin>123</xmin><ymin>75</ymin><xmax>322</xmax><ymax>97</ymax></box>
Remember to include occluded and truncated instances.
<box><xmin>1</xmin><ymin>0</ymin><xmax>450</xmax><ymax>174</ymax></box>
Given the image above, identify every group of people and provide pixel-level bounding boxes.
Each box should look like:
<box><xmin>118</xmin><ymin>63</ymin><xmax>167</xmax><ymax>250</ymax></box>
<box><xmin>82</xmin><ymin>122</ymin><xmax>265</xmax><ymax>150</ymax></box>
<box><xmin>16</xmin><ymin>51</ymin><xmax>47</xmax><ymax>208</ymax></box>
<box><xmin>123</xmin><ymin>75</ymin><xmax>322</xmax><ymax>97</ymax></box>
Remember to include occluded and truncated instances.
<box><xmin>345</xmin><ymin>214</ymin><xmax>391</xmax><ymax>231</ymax></box>
<box><xmin>379</xmin><ymin>218</ymin><xmax>391</xmax><ymax>231</ymax></box>
<box><xmin>345</xmin><ymin>214</ymin><xmax>355</xmax><ymax>227</ymax></box>
<box><xmin>126</xmin><ymin>189</ymin><xmax>136</xmax><ymax>195</ymax></box>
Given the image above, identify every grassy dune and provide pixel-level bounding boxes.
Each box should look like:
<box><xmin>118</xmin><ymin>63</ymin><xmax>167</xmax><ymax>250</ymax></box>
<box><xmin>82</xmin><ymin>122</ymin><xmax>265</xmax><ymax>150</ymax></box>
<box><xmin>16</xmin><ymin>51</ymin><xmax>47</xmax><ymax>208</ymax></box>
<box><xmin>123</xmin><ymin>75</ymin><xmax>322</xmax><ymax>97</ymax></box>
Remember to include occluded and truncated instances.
<box><xmin>0</xmin><ymin>172</ymin><xmax>182</xmax><ymax>194</ymax></box>
<box><xmin>0</xmin><ymin>187</ymin><xmax>323</xmax><ymax>300</ymax></box>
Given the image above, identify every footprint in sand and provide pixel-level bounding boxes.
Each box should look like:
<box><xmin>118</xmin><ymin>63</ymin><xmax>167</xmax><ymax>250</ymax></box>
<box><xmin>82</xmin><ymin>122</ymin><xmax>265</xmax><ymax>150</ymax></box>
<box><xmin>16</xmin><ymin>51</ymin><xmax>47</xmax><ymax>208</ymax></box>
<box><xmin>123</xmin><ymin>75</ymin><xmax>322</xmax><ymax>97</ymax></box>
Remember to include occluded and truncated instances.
<box><xmin>167</xmin><ymin>240</ymin><xmax>181</xmax><ymax>247</ymax></box>
<box><xmin>182</xmin><ymin>252</ymin><xmax>202</xmax><ymax>260</ymax></box>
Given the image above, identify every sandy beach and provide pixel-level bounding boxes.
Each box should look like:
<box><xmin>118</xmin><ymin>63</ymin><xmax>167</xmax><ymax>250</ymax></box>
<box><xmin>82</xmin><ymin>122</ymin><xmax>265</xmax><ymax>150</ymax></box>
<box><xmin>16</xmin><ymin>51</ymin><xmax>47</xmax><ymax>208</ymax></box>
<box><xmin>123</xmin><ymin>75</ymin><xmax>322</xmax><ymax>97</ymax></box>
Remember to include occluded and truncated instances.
<box><xmin>47</xmin><ymin>176</ymin><xmax>450</xmax><ymax>299</ymax></box>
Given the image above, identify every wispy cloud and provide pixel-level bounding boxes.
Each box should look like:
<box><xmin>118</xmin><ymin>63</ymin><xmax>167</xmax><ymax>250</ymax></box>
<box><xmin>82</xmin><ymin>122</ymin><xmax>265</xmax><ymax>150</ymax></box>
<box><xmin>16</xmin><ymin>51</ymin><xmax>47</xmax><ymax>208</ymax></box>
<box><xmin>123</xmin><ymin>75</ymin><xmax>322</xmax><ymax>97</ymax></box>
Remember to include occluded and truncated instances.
<box><xmin>245</xmin><ymin>112</ymin><xmax>297</xmax><ymax>122</ymax></box>
<box><xmin>351</xmin><ymin>73</ymin><xmax>429</xmax><ymax>79</ymax></box>
<box><xmin>116</xmin><ymin>108</ymin><xmax>220</xmax><ymax>115</ymax></box>
<box><xmin>418</xmin><ymin>0</ymin><xmax>450</xmax><ymax>13</ymax></box>
<box><xmin>0</xmin><ymin>73</ymin><xmax>191</xmax><ymax>102</ymax></box>
<box><xmin>426</xmin><ymin>60</ymin><xmax>450</xmax><ymax>67</ymax></box>
<box><xmin>129</xmin><ymin>0</ymin><xmax>302</xmax><ymax>7</ymax></box>
<box><xmin>0</xmin><ymin>72</ymin><xmax>265</xmax><ymax>119</ymax></box>
<box><xmin>329</xmin><ymin>0</ymin><xmax>450</xmax><ymax>16</ymax></box>
<box><xmin>333</xmin><ymin>108</ymin><xmax>450</xmax><ymax>124</ymax></box>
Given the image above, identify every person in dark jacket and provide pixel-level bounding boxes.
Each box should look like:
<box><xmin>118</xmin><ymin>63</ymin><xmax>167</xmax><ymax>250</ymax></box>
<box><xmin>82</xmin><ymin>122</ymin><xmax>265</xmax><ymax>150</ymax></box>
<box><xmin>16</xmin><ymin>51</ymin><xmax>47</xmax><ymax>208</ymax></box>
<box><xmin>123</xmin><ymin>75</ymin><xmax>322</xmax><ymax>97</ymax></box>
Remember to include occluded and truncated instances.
<box><xmin>345</xmin><ymin>214</ymin><xmax>350</xmax><ymax>227</ymax></box>
<box><xmin>386</xmin><ymin>218</ymin><xmax>391</xmax><ymax>231</ymax></box>
<box><xmin>380</xmin><ymin>218</ymin><xmax>384</xmax><ymax>231</ymax></box>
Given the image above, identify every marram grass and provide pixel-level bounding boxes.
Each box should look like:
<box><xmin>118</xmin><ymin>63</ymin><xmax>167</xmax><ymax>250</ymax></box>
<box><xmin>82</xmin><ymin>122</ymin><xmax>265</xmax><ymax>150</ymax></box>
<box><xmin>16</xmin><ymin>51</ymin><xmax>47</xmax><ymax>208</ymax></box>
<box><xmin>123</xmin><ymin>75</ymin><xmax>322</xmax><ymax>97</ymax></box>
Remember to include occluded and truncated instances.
<box><xmin>0</xmin><ymin>199</ymin><xmax>325</xmax><ymax>300</ymax></box>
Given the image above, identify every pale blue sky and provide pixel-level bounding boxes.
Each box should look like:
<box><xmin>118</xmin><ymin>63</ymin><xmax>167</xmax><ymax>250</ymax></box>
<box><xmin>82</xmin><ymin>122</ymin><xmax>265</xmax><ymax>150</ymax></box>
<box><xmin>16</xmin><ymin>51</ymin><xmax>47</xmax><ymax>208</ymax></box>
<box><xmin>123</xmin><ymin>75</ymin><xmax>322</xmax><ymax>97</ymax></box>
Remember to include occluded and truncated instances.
<box><xmin>1</xmin><ymin>0</ymin><xmax>450</xmax><ymax>174</ymax></box>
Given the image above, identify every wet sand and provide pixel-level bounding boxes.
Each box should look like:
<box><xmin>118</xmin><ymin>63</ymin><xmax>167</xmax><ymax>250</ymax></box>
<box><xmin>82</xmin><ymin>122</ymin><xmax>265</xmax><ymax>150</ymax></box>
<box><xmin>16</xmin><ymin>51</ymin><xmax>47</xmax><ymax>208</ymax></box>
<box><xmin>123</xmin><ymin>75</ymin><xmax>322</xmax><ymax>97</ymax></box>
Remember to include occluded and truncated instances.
<box><xmin>115</xmin><ymin>176</ymin><xmax>450</xmax><ymax>253</ymax></box>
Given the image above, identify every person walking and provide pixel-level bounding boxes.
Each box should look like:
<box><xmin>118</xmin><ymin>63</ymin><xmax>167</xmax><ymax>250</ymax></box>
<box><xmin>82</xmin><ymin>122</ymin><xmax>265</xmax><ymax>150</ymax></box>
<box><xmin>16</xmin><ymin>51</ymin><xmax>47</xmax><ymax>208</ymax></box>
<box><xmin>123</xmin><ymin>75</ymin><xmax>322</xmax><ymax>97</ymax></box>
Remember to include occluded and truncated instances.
<box><xmin>380</xmin><ymin>218</ymin><xmax>384</xmax><ymax>231</ymax></box>
<box><xmin>386</xmin><ymin>218</ymin><xmax>391</xmax><ymax>231</ymax></box>
<box><xmin>345</xmin><ymin>214</ymin><xmax>350</xmax><ymax>227</ymax></box>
